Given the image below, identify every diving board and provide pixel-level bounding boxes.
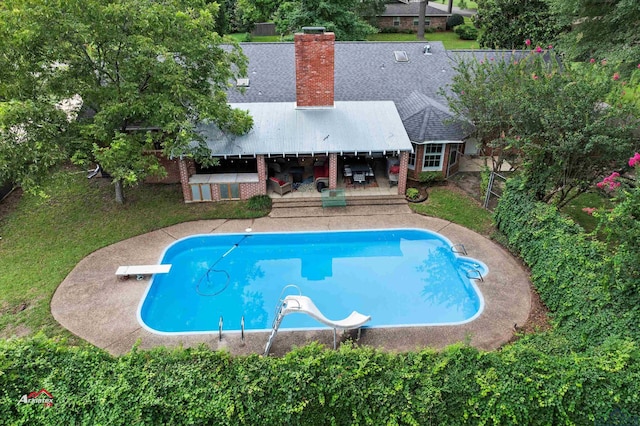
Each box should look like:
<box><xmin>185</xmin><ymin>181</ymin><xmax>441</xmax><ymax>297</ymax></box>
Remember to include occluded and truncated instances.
<box><xmin>264</xmin><ymin>293</ymin><xmax>371</xmax><ymax>355</ymax></box>
<box><xmin>115</xmin><ymin>264</ymin><xmax>171</xmax><ymax>280</ymax></box>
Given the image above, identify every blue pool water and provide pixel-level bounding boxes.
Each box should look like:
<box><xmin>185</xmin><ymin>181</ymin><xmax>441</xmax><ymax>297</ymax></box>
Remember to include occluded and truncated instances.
<box><xmin>138</xmin><ymin>229</ymin><xmax>487</xmax><ymax>334</ymax></box>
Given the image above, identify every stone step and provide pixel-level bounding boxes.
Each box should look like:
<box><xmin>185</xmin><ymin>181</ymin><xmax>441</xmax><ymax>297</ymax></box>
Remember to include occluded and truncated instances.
<box><xmin>268</xmin><ymin>203</ymin><xmax>412</xmax><ymax>218</ymax></box>
<box><xmin>269</xmin><ymin>195</ymin><xmax>411</xmax><ymax>218</ymax></box>
<box><xmin>271</xmin><ymin>195</ymin><xmax>407</xmax><ymax>209</ymax></box>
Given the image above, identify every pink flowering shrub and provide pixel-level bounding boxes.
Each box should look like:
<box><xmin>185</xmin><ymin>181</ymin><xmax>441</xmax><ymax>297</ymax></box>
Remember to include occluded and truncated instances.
<box><xmin>593</xmin><ymin>153</ymin><xmax>639</xmax><ymax>299</ymax></box>
<box><xmin>596</xmin><ymin>172</ymin><xmax>621</xmax><ymax>190</ymax></box>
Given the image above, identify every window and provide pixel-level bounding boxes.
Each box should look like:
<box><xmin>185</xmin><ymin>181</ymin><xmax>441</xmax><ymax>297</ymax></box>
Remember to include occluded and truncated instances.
<box><xmin>413</xmin><ymin>18</ymin><xmax>431</xmax><ymax>27</ymax></box>
<box><xmin>448</xmin><ymin>145</ymin><xmax>460</xmax><ymax>168</ymax></box>
<box><xmin>219</xmin><ymin>183</ymin><xmax>240</xmax><ymax>200</ymax></box>
<box><xmin>190</xmin><ymin>183</ymin><xmax>212</xmax><ymax>202</ymax></box>
<box><xmin>408</xmin><ymin>143</ymin><xmax>417</xmax><ymax>170</ymax></box>
<box><xmin>421</xmin><ymin>143</ymin><xmax>444</xmax><ymax>171</ymax></box>
<box><xmin>393</xmin><ymin>17</ymin><xmax>400</xmax><ymax>27</ymax></box>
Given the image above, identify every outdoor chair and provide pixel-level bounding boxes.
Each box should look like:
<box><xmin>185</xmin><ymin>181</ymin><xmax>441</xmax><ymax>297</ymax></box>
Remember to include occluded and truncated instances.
<box><xmin>268</xmin><ymin>177</ymin><xmax>292</xmax><ymax>196</ymax></box>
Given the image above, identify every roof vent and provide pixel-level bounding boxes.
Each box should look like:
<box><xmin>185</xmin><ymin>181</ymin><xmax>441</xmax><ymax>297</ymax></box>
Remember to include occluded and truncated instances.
<box><xmin>236</xmin><ymin>78</ymin><xmax>250</xmax><ymax>87</ymax></box>
<box><xmin>394</xmin><ymin>51</ymin><xmax>409</xmax><ymax>62</ymax></box>
<box><xmin>302</xmin><ymin>26</ymin><xmax>326</xmax><ymax>34</ymax></box>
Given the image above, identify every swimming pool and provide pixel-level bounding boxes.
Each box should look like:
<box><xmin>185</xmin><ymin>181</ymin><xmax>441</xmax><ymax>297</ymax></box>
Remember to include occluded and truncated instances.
<box><xmin>138</xmin><ymin>229</ymin><xmax>487</xmax><ymax>334</ymax></box>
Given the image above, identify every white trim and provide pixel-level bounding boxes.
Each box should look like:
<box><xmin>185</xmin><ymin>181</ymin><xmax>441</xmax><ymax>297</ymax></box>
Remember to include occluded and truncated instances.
<box><xmin>413</xmin><ymin>140</ymin><xmax>461</xmax><ymax>145</ymax></box>
<box><xmin>420</xmin><ymin>143</ymin><xmax>445</xmax><ymax>172</ymax></box>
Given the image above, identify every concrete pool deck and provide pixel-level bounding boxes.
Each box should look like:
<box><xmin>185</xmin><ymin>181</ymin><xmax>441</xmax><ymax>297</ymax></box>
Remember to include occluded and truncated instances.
<box><xmin>51</xmin><ymin>212</ymin><xmax>531</xmax><ymax>357</ymax></box>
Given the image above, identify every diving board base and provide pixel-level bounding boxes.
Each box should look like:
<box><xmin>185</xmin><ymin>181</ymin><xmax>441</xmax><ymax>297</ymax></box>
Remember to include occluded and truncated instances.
<box><xmin>116</xmin><ymin>264</ymin><xmax>171</xmax><ymax>280</ymax></box>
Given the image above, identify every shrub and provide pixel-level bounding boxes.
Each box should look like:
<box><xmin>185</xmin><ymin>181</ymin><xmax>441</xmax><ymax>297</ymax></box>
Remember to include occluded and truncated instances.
<box><xmin>418</xmin><ymin>171</ymin><xmax>445</xmax><ymax>185</ymax></box>
<box><xmin>241</xmin><ymin>32</ymin><xmax>252</xmax><ymax>42</ymax></box>
<box><xmin>454</xmin><ymin>24</ymin><xmax>479</xmax><ymax>40</ymax></box>
<box><xmin>405</xmin><ymin>188</ymin><xmax>420</xmax><ymax>200</ymax></box>
<box><xmin>458</xmin><ymin>0</ymin><xmax>468</xmax><ymax>9</ymax></box>
<box><xmin>247</xmin><ymin>194</ymin><xmax>271</xmax><ymax>211</ymax></box>
<box><xmin>493</xmin><ymin>177</ymin><xmax>638</xmax><ymax>347</ymax></box>
<box><xmin>446</xmin><ymin>13</ymin><xmax>464</xmax><ymax>30</ymax></box>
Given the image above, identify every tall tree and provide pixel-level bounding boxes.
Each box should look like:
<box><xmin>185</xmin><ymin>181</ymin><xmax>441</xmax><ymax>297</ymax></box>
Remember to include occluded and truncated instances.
<box><xmin>550</xmin><ymin>0</ymin><xmax>640</xmax><ymax>74</ymax></box>
<box><xmin>445</xmin><ymin>49</ymin><xmax>639</xmax><ymax>207</ymax></box>
<box><xmin>0</xmin><ymin>0</ymin><xmax>252</xmax><ymax>203</ymax></box>
<box><xmin>274</xmin><ymin>0</ymin><xmax>378</xmax><ymax>40</ymax></box>
<box><xmin>474</xmin><ymin>0</ymin><xmax>567</xmax><ymax>50</ymax></box>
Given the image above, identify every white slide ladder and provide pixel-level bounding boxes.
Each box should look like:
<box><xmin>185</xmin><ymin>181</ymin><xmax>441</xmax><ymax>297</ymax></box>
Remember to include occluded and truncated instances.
<box><xmin>264</xmin><ymin>293</ymin><xmax>371</xmax><ymax>356</ymax></box>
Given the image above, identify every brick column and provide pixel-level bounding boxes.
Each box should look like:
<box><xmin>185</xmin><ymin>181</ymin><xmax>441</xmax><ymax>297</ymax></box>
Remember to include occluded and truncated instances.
<box><xmin>398</xmin><ymin>151</ymin><xmax>409</xmax><ymax>196</ymax></box>
<box><xmin>256</xmin><ymin>155</ymin><xmax>267</xmax><ymax>195</ymax></box>
<box><xmin>178</xmin><ymin>158</ymin><xmax>192</xmax><ymax>203</ymax></box>
<box><xmin>329</xmin><ymin>153</ymin><xmax>338</xmax><ymax>189</ymax></box>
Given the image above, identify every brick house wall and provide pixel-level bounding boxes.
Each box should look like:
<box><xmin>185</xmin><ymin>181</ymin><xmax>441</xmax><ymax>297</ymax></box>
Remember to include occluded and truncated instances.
<box><xmin>408</xmin><ymin>143</ymin><xmax>462</xmax><ymax>180</ymax></box>
<box><xmin>144</xmin><ymin>151</ymin><xmax>185</xmax><ymax>184</ymax></box>
<box><xmin>377</xmin><ymin>16</ymin><xmax>448</xmax><ymax>32</ymax></box>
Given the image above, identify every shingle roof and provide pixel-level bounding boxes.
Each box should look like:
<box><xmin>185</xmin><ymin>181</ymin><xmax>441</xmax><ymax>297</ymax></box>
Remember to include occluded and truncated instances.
<box><xmin>228</xmin><ymin>41</ymin><xmax>459</xmax><ymax>105</ymax></box>
<box><xmin>224</xmin><ymin>42</ymin><xmax>528</xmax><ymax>145</ymax></box>
<box><xmin>396</xmin><ymin>91</ymin><xmax>471</xmax><ymax>141</ymax></box>
<box><xmin>380</xmin><ymin>3</ymin><xmax>449</xmax><ymax>17</ymax></box>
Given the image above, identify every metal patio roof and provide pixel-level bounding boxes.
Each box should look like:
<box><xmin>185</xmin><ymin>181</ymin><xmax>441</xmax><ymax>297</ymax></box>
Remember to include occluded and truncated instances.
<box><xmin>198</xmin><ymin>101</ymin><xmax>413</xmax><ymax>157</ymax></box>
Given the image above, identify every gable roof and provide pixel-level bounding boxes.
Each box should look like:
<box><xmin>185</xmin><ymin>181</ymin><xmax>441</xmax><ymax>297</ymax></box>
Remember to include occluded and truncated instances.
<box><xmin>380</xmin><ymin>2</ymin><xmax>450</xmax><ymax>17</ymax></box>
<box><xmin>396</xmin><ymin>91</ymin><xmax>471</xmax><ymax>142</ymax></box>
<box><xmin>198</xmin><ymin>101</ymin><xmax>413</xmax><ymax>157</ymax></box>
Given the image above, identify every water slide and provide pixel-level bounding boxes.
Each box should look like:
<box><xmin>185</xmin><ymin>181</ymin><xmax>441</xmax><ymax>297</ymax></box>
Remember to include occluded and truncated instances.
<box><xmin>282</xmin><ymin>295</ymin><xmax>371</xmax><ymax>329</ymax></box>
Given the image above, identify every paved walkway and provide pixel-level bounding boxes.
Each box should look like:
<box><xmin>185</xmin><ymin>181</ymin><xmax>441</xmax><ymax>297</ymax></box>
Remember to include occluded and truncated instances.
<box><xmin>51</xmin><ymin>212</ymin><xmax>531</xmax><ymax>357</ymax></box>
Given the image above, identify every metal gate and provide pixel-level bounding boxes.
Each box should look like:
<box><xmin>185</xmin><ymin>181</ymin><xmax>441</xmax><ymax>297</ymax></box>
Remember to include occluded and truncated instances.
<box><xmin>483</xmin><ymin>172</ymin><xmax>507</xmax><ymax>210</ymax></box>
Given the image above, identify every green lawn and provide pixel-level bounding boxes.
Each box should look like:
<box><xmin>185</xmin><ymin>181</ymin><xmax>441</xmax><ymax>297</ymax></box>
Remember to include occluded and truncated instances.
<box><xmin>0</xmin><ymin>168</ymin><xmax>269</xmax><ymax>342</ymax></box>
<box><xmin>0</xmin><ymin>170</ymin><xmax>492</xmax><ymax>342</ymax></box>
<box><xmin>366</xmin><ymin>31</ymin><xmax>480</xmax><ymax>49</ymax></box>
<box><xmin>433</xmin><ymin>0</ymin><xmax>478</xmax><ymax>9</ymax></box>
<box><xmin>228</xmin><ymin>33</ymin><xmax>281</xmax><ymax>43</ymax></box>
<box><xmin>409</xmin><ymin>186</ymin><xmax>494</xmax><ymax>235</ymax></box>
<box><xmin>560</xmin><ymin>191</ymin><xmax>612</xmax><ymax>234</ymax></box>
<box><xmin>229</xmin><ymin>29</ymin><xmax>482</xmax><ymax>50</ymax></box>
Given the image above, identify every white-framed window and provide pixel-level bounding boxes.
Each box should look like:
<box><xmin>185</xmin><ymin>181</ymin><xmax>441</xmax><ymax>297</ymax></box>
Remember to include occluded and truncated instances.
<box><xmin>393</xmin><ymin>17</ymin><xmax>400</xmax><ymax>27</ymax></box>
<box><xmin>421</xmin><ymin>143</ymin><xmax>444</xmax><ymax>171</ymax></box>
<box><xmin>408</xmin><ymin>143</ymin><xmax>417</xmax><ymax>170</ymax></box>
<box><xmin>413</xmin><ymin>18</ymin><xmax>431</xmax><ymax>27</ymax></box>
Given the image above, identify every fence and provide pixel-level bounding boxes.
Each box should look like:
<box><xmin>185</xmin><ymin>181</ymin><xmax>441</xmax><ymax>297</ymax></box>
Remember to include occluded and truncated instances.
<box><xmin>483</xmin><ymin>172</ymin><xmax>507</xmax><ymax>210</ymax></box>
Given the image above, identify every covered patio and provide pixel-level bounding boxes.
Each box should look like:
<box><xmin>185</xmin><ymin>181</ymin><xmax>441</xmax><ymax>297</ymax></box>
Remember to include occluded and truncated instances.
<box><xmin>180</xmin><ymin>101</ymin><xmax>413</xmax><ymax>202</ymax></box>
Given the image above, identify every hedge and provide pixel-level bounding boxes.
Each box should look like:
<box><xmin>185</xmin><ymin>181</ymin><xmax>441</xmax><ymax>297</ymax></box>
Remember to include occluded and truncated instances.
<box><xmin>1</xmin><ymin>336</ymin><xmax>639</xmax><ymax>425</ymax></box>
<box><xmin>1</xmin><ymin>178</ymin><xmax>639</xmax><ymax>424</ymax></box>
<box><xmin>494</xmin><ymin>178</ymin><xmax>639</xmax><ymax>348</ymax></box>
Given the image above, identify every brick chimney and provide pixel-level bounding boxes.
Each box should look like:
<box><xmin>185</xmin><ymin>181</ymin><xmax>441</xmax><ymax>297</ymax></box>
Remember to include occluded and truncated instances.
<box><xmin>294</xmin><ymin>27</ymin><xmax>335</xmax><ymax>108</ymax></box>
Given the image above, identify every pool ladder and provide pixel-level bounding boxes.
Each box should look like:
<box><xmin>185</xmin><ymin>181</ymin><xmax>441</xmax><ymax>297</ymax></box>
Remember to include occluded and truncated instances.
<box><xmin>465</xmin><ymin>269</ymin><xmax>484</xmax><ymax>282</ymax></box>
<box><xmin>217</xmin><ymin>315</ymin><xmax>246</xmax><ymax>343</ymax></box>
<box><xmin>452</xmin><ymin>244</ymin><xmax>484</xmax><ymax>281</ymax></box>
<box><xmin>451</xmin><ymin>244</ymin><xmax>468</xmax><ymax>256</ymax></box>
